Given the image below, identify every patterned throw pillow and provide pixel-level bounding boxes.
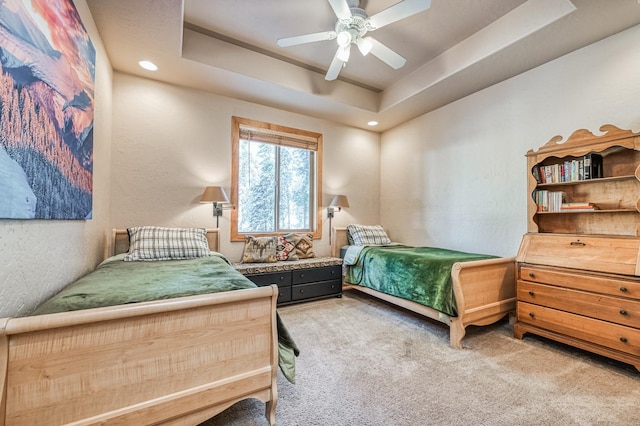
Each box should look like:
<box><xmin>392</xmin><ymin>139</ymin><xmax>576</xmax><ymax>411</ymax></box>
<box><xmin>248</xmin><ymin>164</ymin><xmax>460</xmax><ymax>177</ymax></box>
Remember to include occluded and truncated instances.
<box><xmin>347</xmin><ymin>224</ymin><xmax>391</xmax><ymax>246</ymax></box>
<box><xmin>242</xmin><ymin>235</ymin><xmax>278</xmax><ymax>263</ymax></box>
<box><xmin>124</xmin><ymin>226</ymin><xmax>211</xmax><ymax>261</ymax></box>
<box><xmin>276</xmin><ymin>234</ymin><xmax>299</xmax><ymax>261</ymax></box>
<box><xmin>291</xmin><ymin>233</ymin><xmax>315</xmax><ymax>259</ymax></box>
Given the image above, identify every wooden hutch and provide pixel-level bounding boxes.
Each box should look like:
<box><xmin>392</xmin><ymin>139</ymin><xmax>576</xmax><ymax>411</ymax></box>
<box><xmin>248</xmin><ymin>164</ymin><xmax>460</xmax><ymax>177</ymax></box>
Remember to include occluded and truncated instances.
<box><xmin>514</xmin><ymin>124</ymin><xmax>640</xmax><ymax>371</ymax></box>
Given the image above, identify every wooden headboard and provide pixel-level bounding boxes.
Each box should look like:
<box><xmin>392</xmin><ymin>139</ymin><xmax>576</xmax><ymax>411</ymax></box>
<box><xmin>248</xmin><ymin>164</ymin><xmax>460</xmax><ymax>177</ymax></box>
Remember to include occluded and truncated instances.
<box><xmin>331</xmin><ymin>227</ymin><xmax>392</xmax><ymax>258</ymax></box>
<box><xmin>111</xmin><ymin>228</ymin><xmax>220</xmax><ymax>257</ymax></box>
<box><xmin>331</xmin><ymin>227</ymin><xmax>349</xmax><ymax>258</ymax></box>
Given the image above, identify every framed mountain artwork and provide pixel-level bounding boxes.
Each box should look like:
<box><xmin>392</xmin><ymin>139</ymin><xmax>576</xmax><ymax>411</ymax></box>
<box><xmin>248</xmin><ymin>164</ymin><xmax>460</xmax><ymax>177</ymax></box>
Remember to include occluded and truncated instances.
<box><xmin>0</xmin><ymin>0</ymin><xmax>95</xmax><ymax>219</ymax></box>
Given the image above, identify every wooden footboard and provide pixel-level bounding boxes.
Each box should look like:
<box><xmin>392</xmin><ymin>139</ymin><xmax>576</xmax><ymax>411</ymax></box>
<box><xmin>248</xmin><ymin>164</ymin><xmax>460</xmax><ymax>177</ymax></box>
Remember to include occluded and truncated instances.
<box><xmin>332</xmin><ymin>227</ymin><xmax>516</xmax><ymax>348</ymax></box>
<box><xmin>450</xmin><ymin>256</ymin><xmax>516</xmax><ymax>348</ymax></box>
<box><xmin>0</xmin><ymin>285</ymin><xmax>279</xmax><ymax>426</ymax></box>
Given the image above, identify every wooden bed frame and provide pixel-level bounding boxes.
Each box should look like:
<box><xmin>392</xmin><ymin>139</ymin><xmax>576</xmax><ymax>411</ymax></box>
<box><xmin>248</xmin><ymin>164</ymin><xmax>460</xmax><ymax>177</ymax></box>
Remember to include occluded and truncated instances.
<box><xmin>1</xmin><ymin>229</ymin><xmax>279</xmax><ymax>426</ymax></box>
<box><xmin>331</xmin><ymin>227</ymin><xmax>516</xmax><ymax>348</ymax></box>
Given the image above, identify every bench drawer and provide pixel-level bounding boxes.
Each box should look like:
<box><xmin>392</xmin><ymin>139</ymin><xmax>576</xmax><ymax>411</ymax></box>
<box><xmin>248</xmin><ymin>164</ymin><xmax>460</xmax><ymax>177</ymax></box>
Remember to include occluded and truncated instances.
<box><xmin>292</xmin><ymin>280</ymin><xmax>341</xmax><ymax>301</ymax></box>
<box><xmin>292</xmin><ymin>265</ymin><xmax>342</xmax><ymax>284</ymax></box>
<box><xmin>277</xmin><ymin>286</ymin><xmax>292</xmax><ymax>304</ymax></box>
<box><xmin>245</xmin><ymin>272</ymin><xmax>292</xmax><ymax>288</ymax></box>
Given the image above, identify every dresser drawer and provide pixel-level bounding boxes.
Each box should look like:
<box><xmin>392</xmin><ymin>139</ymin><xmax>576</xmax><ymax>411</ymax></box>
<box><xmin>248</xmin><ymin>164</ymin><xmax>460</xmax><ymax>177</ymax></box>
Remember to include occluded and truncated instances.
<box><xmin>517</xmin><ymin>234</ymin><xmax>640</xmax><ymax>275</ymax></box>
<box><xmin>292</xmin><ymin>265</ymin><xmax>342</xmax><ymax>285</ymax></box>
<box><xmin>292</xmin><ymin>280</ymin><xmax>341</xmax><ymax>300</ymax></box>
<box><xmin>245</xmin><ymin>272</ymin><xmax>292</xmax><ymax>288</ymax></box>
<box><xmin>520</xmin><ymin>265</ymin><xmax>640</xmax><ymax>300</ymax></box>
<box><xmin>518</xmin><ymin>281</ymin><xmax>640</xmax><ymax>328</ymax></box>
<box><xmin>517</xmin><ymin>301</ymin><xmax>640</xmax><ymax>356</ymax></box>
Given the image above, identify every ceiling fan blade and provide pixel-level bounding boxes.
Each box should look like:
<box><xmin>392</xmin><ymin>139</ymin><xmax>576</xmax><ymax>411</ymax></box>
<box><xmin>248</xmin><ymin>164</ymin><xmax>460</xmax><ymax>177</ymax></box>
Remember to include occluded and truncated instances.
<box><xmin>325</xmin><ymin>48</ymin><xmax>346</xmax><ymax>81</ymax></box>
<box><xmin>277</xmin><ymin>31</ymin><xmax>337</xmax><ymax>47</ymax></box>
<box><xmin>327</xmin><ymin>0</ymin><xmax>352</xmax><ymax>20</ymax></box>
<box><xmin>369</xmin><ymin>38</ymin><xmax>406</xmax><ymax>69</ymax></box>
<box><xmin>367</xmin><ymin>0</ymin><xmax>431</xmax><ymax>30</ymax></box>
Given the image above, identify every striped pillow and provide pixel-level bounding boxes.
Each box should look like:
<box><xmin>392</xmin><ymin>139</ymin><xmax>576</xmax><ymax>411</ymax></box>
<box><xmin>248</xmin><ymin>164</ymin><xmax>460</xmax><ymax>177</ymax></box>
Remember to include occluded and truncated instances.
<box><xmin>347</xmin><ymin>224</ymin><xmax>391</xmax><ymax>246</ymax></box>
<box><xmin>124</xmin><ymin>226</ymin><xmax>211</xmax><ymax>261</ymax></box>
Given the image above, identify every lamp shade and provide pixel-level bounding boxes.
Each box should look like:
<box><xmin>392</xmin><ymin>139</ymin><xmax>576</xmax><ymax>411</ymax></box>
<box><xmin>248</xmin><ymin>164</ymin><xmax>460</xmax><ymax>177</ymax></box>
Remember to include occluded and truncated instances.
<box><xmin>200</xmin><ymin>186</ymin><xmax>229</xmax><ymax>203</ymax></box>
<box><xmin>330</xmin><ymin>194</ymin><xmax>350</xmax><ymax>208</ymax></box>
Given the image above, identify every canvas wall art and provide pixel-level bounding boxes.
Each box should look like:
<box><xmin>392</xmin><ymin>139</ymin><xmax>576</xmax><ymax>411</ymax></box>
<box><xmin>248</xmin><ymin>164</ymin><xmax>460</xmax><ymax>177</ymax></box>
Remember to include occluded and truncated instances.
<box><xmin>0</xmin><ymin>0</ymin><xmax>95</xmax><ymax>219</ymax></box>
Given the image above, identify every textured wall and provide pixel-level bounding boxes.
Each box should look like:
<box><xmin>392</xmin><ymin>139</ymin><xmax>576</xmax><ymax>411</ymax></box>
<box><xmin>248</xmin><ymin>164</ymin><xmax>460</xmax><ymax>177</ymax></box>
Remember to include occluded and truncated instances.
<box><xmin>0</xmin><ymin>0</ymin><xmax>112</xmax><ymax>318</ymax></box>
<box><xmin>380</xmin><ymin>25</ymin><xmax>640</xmax><ymax>258</ymax></box>
<box><xmin>109</xmin><ymin>73</ymin><xmax>380</xmax><ymax>262</ymax></box>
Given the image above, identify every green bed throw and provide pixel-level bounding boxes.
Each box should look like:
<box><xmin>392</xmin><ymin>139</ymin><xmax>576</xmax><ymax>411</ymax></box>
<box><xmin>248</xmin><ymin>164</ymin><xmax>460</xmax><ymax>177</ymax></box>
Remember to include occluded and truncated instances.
<box><xmin>32</xmin><ymin>253</ymin><xmax>299</xmax><ymax>383</ymax></box>
<box><xmin>344</xmin><ymin>245</ymin><xmax>497</xmax><ymax>317</ymax></box>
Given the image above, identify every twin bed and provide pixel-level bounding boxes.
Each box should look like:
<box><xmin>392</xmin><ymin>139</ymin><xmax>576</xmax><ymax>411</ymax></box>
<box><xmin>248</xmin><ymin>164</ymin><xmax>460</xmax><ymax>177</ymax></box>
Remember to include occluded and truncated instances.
<box><xmin>1</xmin><ymin>224</ymin><xmax>516</xmax><ymax>425</ymax></box>
<box><xmin>332</xmin><ymin>226</ymin><xmax>516</xmax><ymax>348</ymax></box>
<box><xmin>0</xmin><ymin>228</ymin><xmax>293</xmax><ymax>426</ymax></box>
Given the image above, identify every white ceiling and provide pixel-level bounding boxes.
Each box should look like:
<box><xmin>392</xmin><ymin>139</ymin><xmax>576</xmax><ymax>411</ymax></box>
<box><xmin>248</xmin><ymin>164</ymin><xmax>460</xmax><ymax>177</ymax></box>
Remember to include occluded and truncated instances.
<box><xmin>85</xmin><ymin>0</ymin><xmax>640</xmax><ymax>131</ymax></box>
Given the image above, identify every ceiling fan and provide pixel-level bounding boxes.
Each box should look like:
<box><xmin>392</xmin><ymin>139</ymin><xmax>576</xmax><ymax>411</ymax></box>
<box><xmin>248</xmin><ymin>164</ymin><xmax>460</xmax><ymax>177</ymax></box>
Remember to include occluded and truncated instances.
<box><xmin>277</xmin><ymin>0</ymin><xmax>432</xmax><ymax>81</ymax></box>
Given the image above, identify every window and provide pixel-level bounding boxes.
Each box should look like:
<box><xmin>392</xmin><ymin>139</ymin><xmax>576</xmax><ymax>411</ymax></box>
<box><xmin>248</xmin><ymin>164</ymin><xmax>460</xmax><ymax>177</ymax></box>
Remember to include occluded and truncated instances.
<box><xmin>231</xmin><ymin>117</ymin><xmax>322</xmax><ymax>241</ymax></box>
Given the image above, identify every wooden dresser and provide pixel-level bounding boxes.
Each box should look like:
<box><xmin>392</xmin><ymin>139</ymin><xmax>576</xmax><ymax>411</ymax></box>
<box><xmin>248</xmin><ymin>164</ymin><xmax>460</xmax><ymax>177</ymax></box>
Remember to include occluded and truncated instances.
<box><xmin>514</xmin><ymin>125</ymin><xmax>640</xmax><ymax>371</ymax></box>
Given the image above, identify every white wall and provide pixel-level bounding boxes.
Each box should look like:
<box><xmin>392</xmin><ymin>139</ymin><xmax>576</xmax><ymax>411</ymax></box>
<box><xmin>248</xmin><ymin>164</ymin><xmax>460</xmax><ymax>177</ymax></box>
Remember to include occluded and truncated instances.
<box><xmin>109</xmin><ymin>72</ymin><xmax>380</xmax><ymax>261</ymax></box>
<box><xmin>381</xmin><ymin>24</ymin><xmax>640</xmax><ymax>258</ymax></box>
<box><xmin>0</xmin><ymin>0</ymin><xmax>113</xmax><ymax>318</ymax></box>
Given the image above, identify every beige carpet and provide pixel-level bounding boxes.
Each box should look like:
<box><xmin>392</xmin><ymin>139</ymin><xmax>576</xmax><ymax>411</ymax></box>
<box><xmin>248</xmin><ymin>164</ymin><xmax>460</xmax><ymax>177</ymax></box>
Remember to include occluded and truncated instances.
<box><xmin>203</xmin><ymin>290</ymin><xmax>640</xmax><ymax>426</ymax></box>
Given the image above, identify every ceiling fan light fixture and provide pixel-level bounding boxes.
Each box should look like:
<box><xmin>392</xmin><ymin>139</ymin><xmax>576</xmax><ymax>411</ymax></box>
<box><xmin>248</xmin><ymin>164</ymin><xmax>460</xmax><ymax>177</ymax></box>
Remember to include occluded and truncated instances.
<box><xmin>357</xmin><ymin>36</ymin><xmax>373</xmax><ymax>56</ymax></box>
<box><xmin>336</xmin><ymin>30</ymin><xmax>352</xmax><ymax>47</ymax></box>
<box><xmin>280</xmin><ymin>0</ymin><xmax>432</xmax><ymax>81</ymax></box>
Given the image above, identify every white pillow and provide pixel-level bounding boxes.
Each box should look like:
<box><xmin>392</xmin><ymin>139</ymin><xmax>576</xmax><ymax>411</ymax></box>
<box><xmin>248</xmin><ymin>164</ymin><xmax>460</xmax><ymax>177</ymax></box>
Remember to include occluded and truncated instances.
<box><xmin>124</xmin><ymin>226</ymin><xmax>211</xmax><ymax>261</ymax></box>
<box><xmin>347</xmin><ymin>224</ymin><xmax>391</xmax><ymax>246</ymax></box>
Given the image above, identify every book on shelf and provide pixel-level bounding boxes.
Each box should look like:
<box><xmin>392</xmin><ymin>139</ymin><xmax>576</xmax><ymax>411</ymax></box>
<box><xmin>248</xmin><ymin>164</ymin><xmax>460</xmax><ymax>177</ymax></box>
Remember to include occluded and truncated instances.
<box><xmin>535</xmin><ymin>153</ymin><xmax>604</xmax><ymax>184</ymax></box>
<box><xmin>561</xmin><ymin>202</ymin><xmax>598</xmax><ymax>211</ymax></box>
<box><xmin>583</xmin><ymin>153</ymin><xmax>603</xmax><ymax>180</ymax></box>
<box><xmin>534</xmin><ymin>190</ymin><xmax>566</xmax><ymax>212</ymax></box>
<box><xmin>532</xmin><ymin>166</ymin><xmax>542</xmax><ymax>184</ymax></box>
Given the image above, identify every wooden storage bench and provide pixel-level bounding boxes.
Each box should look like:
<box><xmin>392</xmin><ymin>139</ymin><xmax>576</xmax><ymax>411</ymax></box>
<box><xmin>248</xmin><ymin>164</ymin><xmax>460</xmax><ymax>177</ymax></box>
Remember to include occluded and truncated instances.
<box><xmin>233</xmin><ymin>257</ymin><xmax>343</xmax><ymax>305</ymax></box>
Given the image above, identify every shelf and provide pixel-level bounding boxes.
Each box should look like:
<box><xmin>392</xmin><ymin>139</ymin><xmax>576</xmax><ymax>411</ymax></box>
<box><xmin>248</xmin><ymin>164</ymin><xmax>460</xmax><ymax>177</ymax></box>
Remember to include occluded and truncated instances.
<box><xmin>527</xmin><ymin>126</ymin><xmax>640</xmax><ymax>237</ymax></box>
<box><xmin>535</xmin><ymin>174</ymin><xmax>636</xmax><ymax>188</ymax></box>
<box><xmin>537</xmin><ymin>209</ymin><xmax>637</xmax><ymax>215</ymax></box>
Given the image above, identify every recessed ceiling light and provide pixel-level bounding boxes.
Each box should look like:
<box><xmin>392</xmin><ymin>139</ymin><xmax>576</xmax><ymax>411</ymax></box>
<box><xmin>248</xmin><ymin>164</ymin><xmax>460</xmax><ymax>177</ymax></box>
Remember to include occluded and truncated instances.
<box><xmin>138</xmin><ymin>60</ymin><xmax>158</xmax><ymax>71</ymax></box>
<box><xmin>367</xmin><ymin>120</ymin><xmax>378</xmax><ymax>126</ymax></box>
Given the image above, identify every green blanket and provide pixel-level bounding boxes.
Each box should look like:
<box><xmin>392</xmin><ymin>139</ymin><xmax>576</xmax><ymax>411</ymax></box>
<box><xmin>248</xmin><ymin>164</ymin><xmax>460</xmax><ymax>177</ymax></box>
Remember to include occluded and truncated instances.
<box><xmin>32</xmin><ymin>253</ymin><xmax>299</xmax><ymax>383</ymax></box>
<box><xmin>344</xmin><ymin>245</ymin><xmax>497</xmax><ymax>317</ymax></box>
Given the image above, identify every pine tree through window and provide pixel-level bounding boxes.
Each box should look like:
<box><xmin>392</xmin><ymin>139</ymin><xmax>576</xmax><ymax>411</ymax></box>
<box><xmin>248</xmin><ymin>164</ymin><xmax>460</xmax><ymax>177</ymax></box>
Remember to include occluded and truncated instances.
<box><xmin>231</xmin><ymin>117</ymin><xmax>322</xmax><ymax>241</ymax></box>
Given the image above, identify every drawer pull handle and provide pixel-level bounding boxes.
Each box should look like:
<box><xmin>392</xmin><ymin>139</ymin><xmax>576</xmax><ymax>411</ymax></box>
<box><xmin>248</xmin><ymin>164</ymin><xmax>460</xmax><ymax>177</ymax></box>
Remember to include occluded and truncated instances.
<box><xmin>528</xmin><ymin>273</ymin><xmax>535</xmax><ymax>279</ymax></box>
<box><xmin>529</xmin><ymin>312</ymin><xmax>535</xmax><ymax>318</ymax></box>
<box><xmin>528</xmin><ymin>291</ymin><xmax>535</xmax><ymax>296</ymax></box>
<box><xmin>620</xmin><ymin>287</ymin><xmax>628</xmax><ymax>293</ymax></box>
<box><xmin>620</xmin><ymin>337</ymin><xmax>628</xmax><ymax>343</ymax></box>
<box><xmin>570</xmin><ymin>241</ymin><xmax>586</xmax><ymax>246</ymax></box>
<box><xmin>620</xmin><ymin>309</ymin><xmax>628</xmax><ymax>316</ymax></box>
<box><xmin>300</xmin><ymin>274</ymin><xmax>304</xmax><ymax>278</ymax></box>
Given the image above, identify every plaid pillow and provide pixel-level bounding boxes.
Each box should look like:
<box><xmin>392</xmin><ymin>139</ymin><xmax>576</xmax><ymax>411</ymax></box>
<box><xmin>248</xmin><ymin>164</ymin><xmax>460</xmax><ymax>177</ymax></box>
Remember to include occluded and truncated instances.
<box><xmin>124</xmin><ymin>226</ymin><xmax>211</xmax><ymax>261</ymax></box>
<box><xmin>347</xmin><ymin>224</ymin><xmax>391</xmax><ymax>246</ymax></box>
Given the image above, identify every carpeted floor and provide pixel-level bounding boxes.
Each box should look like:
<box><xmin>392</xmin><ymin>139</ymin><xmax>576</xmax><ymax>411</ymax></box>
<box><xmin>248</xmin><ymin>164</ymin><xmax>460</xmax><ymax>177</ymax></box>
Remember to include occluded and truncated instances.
<box><xmin>203</xmin><ymin>290</ymin><xmax>640</xmax><ymax>426</ymax></box>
